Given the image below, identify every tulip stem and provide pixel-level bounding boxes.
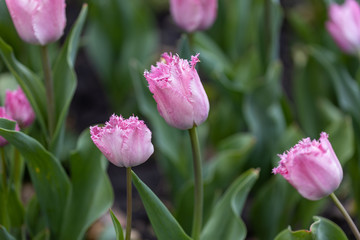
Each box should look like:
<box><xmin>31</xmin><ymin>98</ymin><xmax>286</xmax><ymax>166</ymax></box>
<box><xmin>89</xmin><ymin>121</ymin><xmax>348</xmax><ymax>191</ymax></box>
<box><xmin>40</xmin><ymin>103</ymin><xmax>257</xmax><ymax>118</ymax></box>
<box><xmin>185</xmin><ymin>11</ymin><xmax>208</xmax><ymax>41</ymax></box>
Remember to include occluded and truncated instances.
<box><xmin>1</xmin><ymin>147</ymin><xmax>7</xmax><ymax>187</ymax></box>
<box><xmin>330</xmin><ymin>193</ymin><xmax>360</xmax><ymax>240</ymax></box>
<box><xmin>125</xmin><ymin>167</ymin><xmax>132</xmax><ymax>240</ymax></box>
<box><xmin>189</xmin><ymin>126</ymin><xmax>203</xmax><ymax>240</ymax></box>
<box><xmin>11</xmin><ymin>149</ymin><xmax>23</xmax><ymax>194</ymax></box>
<box><xmin>40</xmin><ymin>45</ymin><xmax>55</xmax><ymax>140</ymax></box>
<box><xmin>264</xmin><ymin>0</ymin><xmax>272</xmax><ymax>64</ymax></box>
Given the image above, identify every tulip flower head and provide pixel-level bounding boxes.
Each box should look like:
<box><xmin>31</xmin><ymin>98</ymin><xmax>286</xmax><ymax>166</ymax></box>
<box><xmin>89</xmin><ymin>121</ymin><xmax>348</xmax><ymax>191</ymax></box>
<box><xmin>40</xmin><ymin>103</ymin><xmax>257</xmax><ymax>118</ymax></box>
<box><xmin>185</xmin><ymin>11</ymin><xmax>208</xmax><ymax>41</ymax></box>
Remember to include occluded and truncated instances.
<box><xmin>5</xmin><ymin>87</ymin><xmax>35</xmax><ymax>129</ymax></box>
<box><xmin>0</xmin><ymin>107</ymin><xmax>20</xmax><ymax>147</ymax></box>
<box><xmin>326</xmin><ymin>0</ymin><xmax>360</xmax><ymax>54</ymax></box>
<box><xmin>90</xmin><ymin>115</ymin><xmax>154</xmax><ymax>168</ymax></box>
<box><xmin>273</xmin><ymin>132</ymin><xmax>343</xmax><ymax>201</ymax></box>
<box><xmin>5</xmin><ymin>0</ymin><xmax>66</xmax><ymax>45</ymax></box>
<box><xmin>170</xmin><ymin>0</ymin><xmax>218</xmax><ymax>32</ymax></box>
<box><xmin>144</xmin><ymin>53</ymin><xmax>210</xmax><ymax>130</ymax></box>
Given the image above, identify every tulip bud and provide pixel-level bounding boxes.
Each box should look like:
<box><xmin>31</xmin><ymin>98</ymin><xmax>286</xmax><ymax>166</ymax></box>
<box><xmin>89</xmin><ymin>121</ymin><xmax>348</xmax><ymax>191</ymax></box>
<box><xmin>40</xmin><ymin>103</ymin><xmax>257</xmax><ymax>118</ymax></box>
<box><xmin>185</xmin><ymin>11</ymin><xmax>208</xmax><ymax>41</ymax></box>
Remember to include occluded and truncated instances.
<box><xmin>144</xmin><ymin>53</ymin><xmax>210</xmax><ymax>130</ymax></box>
<box><xmin>273</xmin><ymin>132</ymin><xmax>343</xmax><ymax>201</ymax></box>
<box><xmin>5</xmin><ymin>87</ymin><xmax>35</xmax><ymax>129</ymax></box>
<box><xmin>326</xmin><ymin>0</ymin><xmax>360</xmax><ymax>54</ymax></box>
<box><xmin>0</xmin><ymin>107</ymin><xmax>20</xmax><ymax>147</ymax></box>
<box><xmin>90</xmin><ymin>115</ymin><xmax>154</xmax><ymax>168</ymax></box>
<box><xmin>170</xmin><ymin>0</ymin><xmax>218</xmax><ymax>32</ymax></box>
<box><xmin>5</xmin><ymin>0</ymin><xmax>66</xmax><ymax>45</ymax></box>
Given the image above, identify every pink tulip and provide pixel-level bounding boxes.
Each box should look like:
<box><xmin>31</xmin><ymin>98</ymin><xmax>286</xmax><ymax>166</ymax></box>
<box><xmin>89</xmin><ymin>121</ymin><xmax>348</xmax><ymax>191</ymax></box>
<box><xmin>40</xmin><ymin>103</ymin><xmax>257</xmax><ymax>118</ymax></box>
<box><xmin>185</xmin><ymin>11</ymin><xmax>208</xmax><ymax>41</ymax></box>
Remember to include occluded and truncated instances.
<box><xmin>0</xmin><ymin>107</ymin><xmax>20</xmax><ymax>147</ymax></box>
<box><xmin>144</xmin><ymin>53</ymin><xmax>210</xmax><ymax>130</ymax></box>
<box><xmin>273</xmin><ymin>132</ymin><xmax>343</xmax><ymax>201</ymax></box>
<box><xmin>90</xmin><ymin>115</ymin><xmax>154</xmax><ymax>168</ymax></box>
<box><xmin>5</xmin><ymin>87</ymin><xmax>35</xmax><ymax>129</ymax></box>
<box><xmin>170</xmin><ymin>0</ymin><xmax>217</xmax><ymax>32</ymax></box>
<box><xmin>326</xmin><ymin>0</ymin><xmax>360</xmax><ymax>54</ymax></box>
<box><xmin>5</xmin><ymin>0</ymin><xmax>66</xmax><ymax>45</ymax></box>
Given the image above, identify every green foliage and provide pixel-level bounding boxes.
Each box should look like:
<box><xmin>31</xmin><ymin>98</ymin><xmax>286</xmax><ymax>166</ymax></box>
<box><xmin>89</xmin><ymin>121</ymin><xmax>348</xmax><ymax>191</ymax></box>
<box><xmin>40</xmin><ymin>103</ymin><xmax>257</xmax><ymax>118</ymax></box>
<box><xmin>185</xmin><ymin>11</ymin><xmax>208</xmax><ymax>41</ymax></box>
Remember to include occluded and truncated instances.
<box><xmin>109</xmin><ymin>209</ymin><xmax>125</xmax><ymax>240</ymax></box>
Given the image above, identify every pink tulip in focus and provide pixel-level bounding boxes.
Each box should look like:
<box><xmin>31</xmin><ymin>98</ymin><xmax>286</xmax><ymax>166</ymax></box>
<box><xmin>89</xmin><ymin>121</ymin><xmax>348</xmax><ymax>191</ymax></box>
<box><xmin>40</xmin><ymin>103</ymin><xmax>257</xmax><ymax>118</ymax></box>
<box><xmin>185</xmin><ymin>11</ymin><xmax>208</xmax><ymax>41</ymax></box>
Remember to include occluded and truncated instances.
<box><xmin>170</xmin><ymin>0</ymin><xmax>217</xmax><ymax>32</ymax></box>
<box><xmin>5</xmin><ymin>0</ymin><xmax>66</xmax><ymax>45</ymax></box>
<box><xmin>90</xmin><ymin>115</ymin><xmax>154</xmax><ymax>168</ymax></box>
<box><xmin>5</xmin><ymin>87</ymin><xmax>35</xmax><ymax>129</ymax></box>
<box><xmin>144</xmin><ymin>53</ymin><xmax>210</xmax><ymax>130</ymax></box>
<box><xmin>273</xmin><ymin>132</ymin><xmax>343</xmax><ymax>201</ymax></box>
<box><xmin>0</xmin><ymin>107</ymin><xmax>20</xmax><ymax>147</ymax></box>
<box><xmin>326</xmin><ymin>0</ymin><xmax>360</xmax><ymax>54</ymax></box>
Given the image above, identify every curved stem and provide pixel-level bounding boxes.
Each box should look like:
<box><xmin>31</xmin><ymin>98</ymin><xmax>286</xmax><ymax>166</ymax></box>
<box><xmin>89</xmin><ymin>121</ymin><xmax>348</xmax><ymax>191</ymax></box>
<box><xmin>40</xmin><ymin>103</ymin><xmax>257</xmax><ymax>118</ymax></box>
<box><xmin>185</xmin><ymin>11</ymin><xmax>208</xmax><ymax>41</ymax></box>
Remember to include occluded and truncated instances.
<box><xmin>330</xmin><ymin>193</ymin><xmax>360</xmax><ymax>240</ymax></box>
<box><xmin>125</xmin><ymin>167</ymin><xmax>132</xmax><ymax>240</ymax></box>
<box><xmin>40</xmin><ymin>45</ymin><xmax>55</xmax><ymax>140</ymax></box>
<box><xmin>189</xmin><ymin>126</ymin><xmax>203</xmax><ymax>240</ymax></box>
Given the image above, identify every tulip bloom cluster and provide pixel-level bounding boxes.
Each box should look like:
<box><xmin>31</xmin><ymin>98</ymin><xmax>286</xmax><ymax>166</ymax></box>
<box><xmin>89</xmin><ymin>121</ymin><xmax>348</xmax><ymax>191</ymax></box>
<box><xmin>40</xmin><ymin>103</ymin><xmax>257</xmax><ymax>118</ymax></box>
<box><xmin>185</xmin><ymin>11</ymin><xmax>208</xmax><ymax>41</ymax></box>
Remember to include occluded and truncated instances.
<box><xmin>326</xmin><ymin>0</ymin><xmax>360</xmax><ymax>54</ymax></box>
<box><xmin>5</xmin><ymin>0</ymin><xmax>66</xmax><ymax>45</ymax></box>
<box><xmin>273</xmin><ymin>132</ymin><xmax>343</xmax><ymax>201</ymax></box>
<box><xmin>144</xmin><ymin>53</ymin><xmax>210</xmax><ymax>130</ymax></box>
<box><xmin>170</xmin><ymin>0</ymin><xmax>218</xmax><ymax>32</ymax></box>
<box><xmin>90</xmin><ymin>115</ymin><xmax>154</xmax><ymax>168</ymax></box>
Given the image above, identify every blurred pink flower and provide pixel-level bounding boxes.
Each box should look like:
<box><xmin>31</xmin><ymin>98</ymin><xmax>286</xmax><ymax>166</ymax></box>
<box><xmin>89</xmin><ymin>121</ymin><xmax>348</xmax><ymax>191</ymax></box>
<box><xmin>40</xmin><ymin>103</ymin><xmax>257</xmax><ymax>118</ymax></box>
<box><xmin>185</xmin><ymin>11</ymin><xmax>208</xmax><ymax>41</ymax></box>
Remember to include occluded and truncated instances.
<box><xmin>0</xmin><ymin>107</ymin><xmax>20</xmax><ymax>147</ymax></box>
<box><xmin>170</xmin><ymin>0</ymin><xmax>217</xmax><ymax>32</ymax></box>
<box><xmin>90</xmin><ymin>115</ymin><xmax>154</xmax><ymax>168</ymax></box>
<box><xmin>5</xmin><ymin>0</ymin><xmax>66</xmax><ymax>45</ymax></box>
<box><xmin>144</xmin><ymin>53</ymin><xmax>210</xmax><ymax>130</ymax></box>
<box><xmin>5</xmin><ymin>87</ymin><xmax>35</xmax><ymax>128</ymax></box>
<box><xmin>273</xmin><ymin>132</ymin><xmax>343</xmax><ymax>201</ymax></box>
<box><xmin>326</xmin><ymin>0</ymin><xmax>360</xmax><ymax>54</ymax></box>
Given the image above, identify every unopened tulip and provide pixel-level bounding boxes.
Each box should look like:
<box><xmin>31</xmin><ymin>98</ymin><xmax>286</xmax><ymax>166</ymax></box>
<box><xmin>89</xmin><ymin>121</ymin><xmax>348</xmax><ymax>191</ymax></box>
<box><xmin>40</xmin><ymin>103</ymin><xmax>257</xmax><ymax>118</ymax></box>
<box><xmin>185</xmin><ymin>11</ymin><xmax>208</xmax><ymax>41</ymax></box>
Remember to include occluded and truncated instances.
<box><xmin>273</xmin><ymin>132</ymin><xmax>343</xmax><ymax>201</ymax></box>
<box><xmin>0</xmin><ymin>107</ymin><xmax>20</xmax><ymax>147</ymax></box>
<box><xmin>326</xmin><ymin>0</ymin><xmax>360</xmax><ymax>54</ymax></box>
<box><xmin>170</xmin><ymin>0</ymin><xmax>217</xmax><ymax>32</ymax></box>
<box><xmin>144</xmin><ymin>53</ymin><xmax>210</xmax><ymax>130</ymax></box>
<box><xmin>5</xmin><ymin>87</ymin><xmax>35</xmax><ymax>128</ymax></box>
<box><xmin>5</xmin><ymin>0</ymin><xmax>66</xmax><ymax>45</ymax></box>
<box><xmin>90</xmin><ymin>115</ymin><xmax>154</xmax><ymax>168</ymax></box>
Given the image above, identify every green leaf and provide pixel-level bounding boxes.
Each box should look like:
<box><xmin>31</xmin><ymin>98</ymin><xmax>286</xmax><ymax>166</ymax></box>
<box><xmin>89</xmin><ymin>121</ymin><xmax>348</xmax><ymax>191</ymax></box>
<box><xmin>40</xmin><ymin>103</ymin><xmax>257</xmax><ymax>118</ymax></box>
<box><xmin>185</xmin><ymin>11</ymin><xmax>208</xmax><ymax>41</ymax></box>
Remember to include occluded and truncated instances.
<box><xmin>274</xmin><ymin>227</ymin><xmax>312</xmax><ymax>240</ymax></box>
<box><xmin>275</xmin><ymin>216</ymin><xmax>348</xmax><ymax>240</ymax></box>
<box><xmin>0</xmin><ymin>118</ymin><xmax>71</xmax><ymax>238</ymax></box>
<box><xmin>25</xmin><ymin>196</ymin><xmax>46</xmax><ymax>238</ymax></box>
<box><xmin>200</xmin><ymin>169</ymin><xmax>259</xmax><ymax>240</ymax></box>
<box><xmin>33</xmin><ymin>229</ymin><xmax>50</xmax><ymax>240</ymax></box>
<box><xmin>132</xmin><ymin>171</ymin><xmax>192</xmax><ymax>240</ymax></box>
<box><xmin>109</xmin><ymin>209</ymin><xmax>124</xmax><ymax>240</ymax></box>
<box><xmin>0</xmin><ymin>226</ymin><xmax>16</xmax><ymax>240</ymax></box>
<box><xmin>310</xmin><ymin>216</ymin><xmax>348</xmax><ymax>240</ymax></box>
<box><xmin>59</xmin><ymin>129</ymin><xmax>113</xmax><ymax>240</ymax></box>
<box><xmin>51</xmin><ymin>4</ymin><xmax>88</xmax><ymax>155</ymax></box>
<box><xmin>0</xmin><ymin>37</ymin><xmax>47</xmax><ymax>135</ymax></box>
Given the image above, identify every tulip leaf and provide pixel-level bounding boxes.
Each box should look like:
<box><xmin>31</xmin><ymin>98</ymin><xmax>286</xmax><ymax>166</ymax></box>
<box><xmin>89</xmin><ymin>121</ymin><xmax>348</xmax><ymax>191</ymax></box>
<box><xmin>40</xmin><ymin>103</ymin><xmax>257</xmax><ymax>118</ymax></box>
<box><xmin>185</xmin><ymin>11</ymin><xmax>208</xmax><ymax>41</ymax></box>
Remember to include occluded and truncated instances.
<box><xmin>59</xmin><ymin>129</ymin><xmax>113</xmax><ymax>240</ymax></box>
<box><xmin>0</xmin><ymin>37</ymin><xmax>47</xmax><ymax>136</ymax></box>
<box><xmin>33</xmin><ymin>229</ymin><xmax>50</xmax><ymax>240</ymax></box>
<box><xmin>109</xmin><ymin>209</ymin><xmax>125</xmax><ymax>240</ymax></box>
<box><xmin>131</xmin><ymin>171</ymin><xmax>192</xmax><ymax>240</ymax></box>
<box><xmin>0</xmin><ymin>118</ymin><xmax>71</xmax><ymax>238</ymax></box>
<box><xmin>0</xmin><ymin>226</ymin><xmax>16</xmax><ymax>240</ymax></box>
<box><xmin>51</xmin><ymin>4</ymin><xmax>88</xmax><ymax>156</ymax></box>
<box><xmin>274</xmin><ymin>216</ymin><xmax>348</xmax><ymax>240</ymax></box>
<box><xmin>200</xmin><ymin>168</ymin><xmax>259</xmax><ymax>240</ymax></box>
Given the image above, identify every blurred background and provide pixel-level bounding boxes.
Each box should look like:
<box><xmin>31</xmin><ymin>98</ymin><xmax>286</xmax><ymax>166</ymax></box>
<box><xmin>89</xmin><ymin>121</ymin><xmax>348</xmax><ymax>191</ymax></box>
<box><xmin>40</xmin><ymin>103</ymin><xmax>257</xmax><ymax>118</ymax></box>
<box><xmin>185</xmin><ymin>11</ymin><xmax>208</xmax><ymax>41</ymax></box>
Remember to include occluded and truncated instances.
<box><xmin>0</xmin><ymin>0</ymin><xmax>359</xmax><ymax>239</ymax></box>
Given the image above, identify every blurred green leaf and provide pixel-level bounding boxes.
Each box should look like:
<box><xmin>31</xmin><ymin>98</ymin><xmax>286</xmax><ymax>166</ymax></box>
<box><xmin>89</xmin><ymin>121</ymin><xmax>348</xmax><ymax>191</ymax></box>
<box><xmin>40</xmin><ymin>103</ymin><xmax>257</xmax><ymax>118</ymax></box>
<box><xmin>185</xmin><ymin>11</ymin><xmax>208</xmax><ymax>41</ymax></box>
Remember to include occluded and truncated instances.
<box><xmin>0</xmin><ymin>37</ymin><xmax>48</xmax><ymax>136</ymax></box>
<box><xmin>132</xmin><ymin>171</ymin><xmax>192</xmax><ymax>240</ymax></box>
<box><xmin>0</xmin><ymin>118</ymin><xmax>70</xmax><ymax>238</ymax></box>
<box><xmin>59</xmin><ymin>130</ymin><xmax>113</xmax><ymax>240</ymax></box>
<box><xmin>0</xmin><ymin>226</ymin><xmax>15</xmax><ymax>240</ymax></box>
<box><xmin>51</xmin><ymin>4</ymin><xmax>88</xmax><ymax>156</ymax></box>
<box><xmin>25</xmin><ymin>196</ymin><xmax>46</xmax><ymax>238</ymax></box>
<box><xmin>109</xmin><ymin>209</ymin><xmax>124</xmax><ymax>240</ymax></box>
<box><xmin>275</xmin><ymin>227</ymin><xmax>313</xmax><ymax>240</ymax></box>
<box><xmin>200</xmin><ymin>169</ymin><xmax>259</xmax><ymax>240</ymax></box>
<box><xmin>33</xmin><ymin>229</ymin><xmax>50</xmax><ymax>240</ymax></box>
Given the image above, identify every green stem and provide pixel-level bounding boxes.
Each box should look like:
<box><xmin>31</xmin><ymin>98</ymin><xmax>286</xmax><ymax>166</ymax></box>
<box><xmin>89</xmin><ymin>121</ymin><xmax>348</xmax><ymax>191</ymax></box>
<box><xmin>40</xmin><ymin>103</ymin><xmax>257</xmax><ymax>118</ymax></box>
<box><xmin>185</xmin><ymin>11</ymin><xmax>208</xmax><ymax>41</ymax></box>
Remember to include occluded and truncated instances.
<box><xmin>11</xmin><ymin>149</ymin><xmax>23</xmax><ymax>194</ymax></box>
<box><xmin>188</xmin><ymin>126</ymin><xmax>203</xmax><ymax>240</ymax></box>
<box><xmin>1</xmin><ymin>147</ymin><xmax>7</xmax><ymax>187</ymax></box>
<box><xmin>330</xmin><ymin>193</ymin><xmax>360</xmax><ymax>240</ymax></box>
<box><xmin>125</xmin><ymin>167</ymin><xmax>132</xmax><ymax>240</ymax></box>
<box><xmin>40</xmin><ymin>45</ymin><xmax>55</xmax><ymax>140</ymax></box>
<box><xmin>264</xmin><ymin>0</ymin><xmax>272</xmax><ymax>65</ymax></box>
